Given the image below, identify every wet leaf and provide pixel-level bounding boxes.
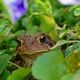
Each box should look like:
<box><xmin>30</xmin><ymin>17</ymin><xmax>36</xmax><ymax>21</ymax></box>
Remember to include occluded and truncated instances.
<box><xmin>32</xmin><ymin>48</ymin><xmax>68</xmax><ymax>80</ymax></box>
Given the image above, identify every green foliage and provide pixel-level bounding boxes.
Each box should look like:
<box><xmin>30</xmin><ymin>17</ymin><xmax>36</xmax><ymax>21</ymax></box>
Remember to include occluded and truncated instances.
<box><xmin>65</xmin><ymin>42</ymin><xmax>80</xmax><ymax>73</ymax></box>
<box><xmin>0</xmin><ymin>0</ymin><xmax>80</xmax><ymax>80</ymax></box>
<box><xmin>32</xmin><ymin>48</ymin><xmax>68</xmax><ymax>80</ymax></box>
<box><xmin>60</xmin><ymin>74</ymin><xmax>73</xmax><ymax>80</ymax></box>
<box><xmin>73</xmin><ymin>70</ymin><xmax>80</xmax><ymax>80</ymax></box>
<box><xmin>51</xmin><ymin>40</ymin><xmax>80</xmax><ymax>50</ymax></box>
<box><xmin>74</xmin><ymin>6</ymin><xmax>80</xmax><ymax>16</ymax></box>
<box><xmin>0</xmin><ymin>69</ymin><xmax>10</xmax><ymax>80</ymax></box>
<box><xmin>0</xmin><ymin>54</ymin><xmax>10</xmax><ymax>74</ymax></box>
<box><xmin>30</xmin><ymin>0</ymin><xmax>52</xmax><ymax>14</ymax></box>
<box><xmin>7</xmin><ymin>68</ymin><xmax>31</xmax><ymax>80</ymax></box>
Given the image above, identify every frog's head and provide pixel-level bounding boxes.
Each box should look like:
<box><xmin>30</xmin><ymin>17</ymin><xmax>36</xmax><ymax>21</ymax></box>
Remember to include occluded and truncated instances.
<box><xmin>17</xmin><ymin>33</ymin><xmax>54</xmax><ymax>55</ymax></box>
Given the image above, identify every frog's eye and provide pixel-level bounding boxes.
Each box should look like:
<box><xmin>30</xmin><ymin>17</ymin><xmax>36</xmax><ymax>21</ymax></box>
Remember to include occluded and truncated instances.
<box><xmin>39</xmin><ymin>35</ymin><xmax>46</xmax><ymax>43</ymax></box>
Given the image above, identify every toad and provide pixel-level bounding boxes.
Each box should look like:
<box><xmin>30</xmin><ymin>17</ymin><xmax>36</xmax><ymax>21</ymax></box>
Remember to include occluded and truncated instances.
<box><xmin>17</xmin><ymin>33</ymin><xmax>54</xmax><ymax>67</ymax></box>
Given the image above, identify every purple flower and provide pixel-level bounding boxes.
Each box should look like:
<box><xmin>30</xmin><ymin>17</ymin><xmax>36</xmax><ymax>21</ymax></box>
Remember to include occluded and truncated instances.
<box><xmin>3</xmin><ymin>0</ymin><xmax>27</xmax><ymax>24</ymax></box>
<box><xmin>58</xmin><ymin>0</ymin><xmax>80</xmax><ymax>5</ymax></box>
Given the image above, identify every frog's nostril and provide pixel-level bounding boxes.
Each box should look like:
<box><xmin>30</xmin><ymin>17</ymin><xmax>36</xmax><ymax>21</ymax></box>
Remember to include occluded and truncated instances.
<box><xmin>48</xmin><ymin>42</ymin><xmax>53</xmax><ymax>47</ymax></box>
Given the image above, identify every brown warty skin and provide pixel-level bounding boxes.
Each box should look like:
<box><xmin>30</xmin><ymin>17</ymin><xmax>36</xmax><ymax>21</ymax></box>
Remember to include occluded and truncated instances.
<box><xmin>17</xmin><ymin>33</ymin><xmax>54</xmax><ymax>67</ymax></box>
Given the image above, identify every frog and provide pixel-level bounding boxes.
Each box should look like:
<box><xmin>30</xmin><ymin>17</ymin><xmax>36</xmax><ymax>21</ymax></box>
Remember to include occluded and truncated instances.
<box><xmin>17</xmin><ymin>33</ymin><xmax>54</xmax><ymax>67</ymax></box>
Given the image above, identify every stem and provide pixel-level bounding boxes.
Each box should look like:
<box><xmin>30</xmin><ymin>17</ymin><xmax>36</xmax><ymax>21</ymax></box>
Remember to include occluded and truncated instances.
<box><xmin>8</xmin><ymin>61</ymin><xmax>21</xmax><ymax>68</ymax></box>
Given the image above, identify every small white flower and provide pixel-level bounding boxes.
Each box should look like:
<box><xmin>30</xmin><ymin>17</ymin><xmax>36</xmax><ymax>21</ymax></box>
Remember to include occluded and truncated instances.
<box><xmin>59</xmin><ymin>0</ymin><xmax>80</xmax><ymax>5</ymax></box>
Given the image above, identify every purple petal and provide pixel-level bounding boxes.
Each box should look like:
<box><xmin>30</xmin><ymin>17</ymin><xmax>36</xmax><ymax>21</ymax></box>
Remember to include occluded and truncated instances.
<box><xmin>3</xmin><ymin>0</ymin><xmax>27</xmax><ymax>24</ymax></box>
<box><xmin>58</xmin><ymin>0</ymin><xmax>80</xmax><ymax>5</ymax></box>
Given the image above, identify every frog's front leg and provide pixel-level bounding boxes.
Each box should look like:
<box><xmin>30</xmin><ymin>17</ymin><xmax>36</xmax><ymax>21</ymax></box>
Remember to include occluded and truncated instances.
<box><xmin>20</xmin><ymin>55</ymin><xmax>36</xmax><ymax>67</ymax></box>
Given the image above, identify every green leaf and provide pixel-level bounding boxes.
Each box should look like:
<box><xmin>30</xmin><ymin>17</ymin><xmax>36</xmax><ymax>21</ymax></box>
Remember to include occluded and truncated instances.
<box><xmin>74</xmin><ymin>7</ymin><xmax>80</xmax><ymax>16</ymax></box>
<box><xmin>26</xmin><ymin>26</ymin><xmax>39</xmax><ymax>36</ymax></box>
<box><xmin>50</xmin><ymin>40</ymin><xmax>80</xmax><ymax>50</ymax></box>
<box><xmin>73</xmin><ymin>70</ymin><xmax>80</xmax><ymax>80</ymax></box>
<box><xmin>31</xmin><ymin>0</ymin><xmax>52</xmax><ymax>14</ymax></box>
<box><xmin>32</xmin><ymin>48</ymin><xmax>68</xmax><ymax>80</ymax></box>
<box><xmin>60</xmin><ymin>70</ymin><xmax>80</xmax><ymax>80</ymax></box>
<box><xmin>64</xmin><ymin>42</ymin><xmax>80</xmax><ymax>56</ymax></box>
<box><xmin>65</xmin><ymin>42</ymin><xmax>80</xmax><ymax>73</ymax></box>
<box><xmin>0</xmin><ymin>69</ymin><xmax>10</xmax><ymax>80</ymax></box>
<box><xmin>0</xmin><ymin>54</ymin><xmax>10</xmax><ymax>74</ymax></box>
<box><xmin>0</xmin><ymin>19</ymin><xmax>9</xmax><ymax>32</ymax></box>
<box><xmin>15</xmin><ymin>30</ymin><xmax>26</xmax><ymax>37</ymax></box>
<box><xmin>76</xmin><ymin>22</ymin><xmax>80</xmax><ymax>35</ymax></box>
<box><xmin>7</xmin><ymin>68</ymin><xmax>31</xmax><ymax>80</ymax></box>
<box><xmin>40</xmin><ymin>15</ymin><xmax>55</xmax><ymax>33</ymax></box>
<box><xmin>60</xmin><ymin>74</ymin><xmax>73</xmax><ymax>80</ymax></box>
<box><xmin>49</xmin><ymin>27</ymin><xmax>58</xmax><ymax>41</ymax></box>
<box><xmin>65</xmin><ymin>52</ymin><xmax>80</xmax><ymax>73</ymax></box>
